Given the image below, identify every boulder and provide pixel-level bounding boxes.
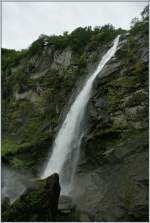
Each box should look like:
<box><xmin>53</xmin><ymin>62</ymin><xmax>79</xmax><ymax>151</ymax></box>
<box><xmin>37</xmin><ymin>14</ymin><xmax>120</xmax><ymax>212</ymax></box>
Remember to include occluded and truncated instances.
<box><xmin>2</xmin><ymin>173</ymin><xmax>61</xmax><ymax>222</ymax></box>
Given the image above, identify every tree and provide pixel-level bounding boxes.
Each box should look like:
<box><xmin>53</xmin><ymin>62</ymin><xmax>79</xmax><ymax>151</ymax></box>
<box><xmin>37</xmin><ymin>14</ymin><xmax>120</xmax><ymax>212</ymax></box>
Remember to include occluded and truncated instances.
<box><xmin>130</xmin><ymin>17</ymin><xmax>139</xmax><ymax>28</ymax></box>
<box><xmin>93</xmin><ymin>26</ymin><xmax>101</xmax><ymax>34</ymax></box>
<box><xmin>63</xmin><ymin>31</ymin><xmax>68</xmax><ymax>37</ymax></box>
<box><xmin>69</xmin><ymin>27</ymin><xmax>92</xmax><ymax>50</ymax></box>
<box><xmin>141</xmin><ymin>5</ymin><xmax>149</xmax><ymax>20</ymax></box>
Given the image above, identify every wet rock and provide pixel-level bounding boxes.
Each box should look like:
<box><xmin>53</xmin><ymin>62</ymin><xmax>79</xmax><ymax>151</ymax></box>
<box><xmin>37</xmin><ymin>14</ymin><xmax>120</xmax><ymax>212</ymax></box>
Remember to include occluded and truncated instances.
<box><xmin>57</xmin><ymin>197</ymin><xmax>91</xmax><ymax>222</ymax></box>
<box><xmin>58</xmin><ymin>195</ymin><xmax>75</xmax><ymax>214</ymax></box>
<box><xmin>97</xmin><ymin>61</ymin><xmax>121</xmax><ymax>79</ymax></box>
<box><xmin>73</xmin><ymin>31</ymin><xmax>148</xmax><ymax>222</ymax></box>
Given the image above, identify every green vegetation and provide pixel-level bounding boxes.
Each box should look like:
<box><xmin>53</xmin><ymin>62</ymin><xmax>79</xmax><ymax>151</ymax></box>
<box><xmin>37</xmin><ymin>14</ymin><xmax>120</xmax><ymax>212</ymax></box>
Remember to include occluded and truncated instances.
<box><xmin>2</xmin><ymin>48</ymin><xmax>28</xmax><ymax>70</ymax></box>
<box><xmin>1</xmin><ymin>6</ymin><xmax>148</xmax><ymax>175</ymax></box>
<box><xmin>126</xmin><ymin>90</ymin><xmax>147</xmax><ymax>107</ymax></box>
<box><xmin>27</xmin><ymin>25</ymin><xmax>125</xmax><ymax>57</ymax></box>
<box><xmin>130</xmin><ymin>5</ymin><xmax>149</xmax><ymax>35</ymax></box>
<box><xmin>2</xmin><ymin>174</ymin><xmax>60</xmax><ymax>221</ymax></box>
<box><xmin>1</xmin><ymin>6</ymin><xmax>149</xmax><ymax>222</ymax></box>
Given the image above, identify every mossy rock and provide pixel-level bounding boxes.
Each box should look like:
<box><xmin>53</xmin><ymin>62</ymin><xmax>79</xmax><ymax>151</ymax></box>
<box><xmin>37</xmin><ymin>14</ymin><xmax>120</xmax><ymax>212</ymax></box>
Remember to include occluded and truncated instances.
<box><xmin>2</xmin><ymin>173</ymin><xmax>61</xmax><ymax>222</ymax></box>
<box><xmin>2</xmin><ymin>133</ymin><xmax>53</xmax><ymax>175</ymax></box>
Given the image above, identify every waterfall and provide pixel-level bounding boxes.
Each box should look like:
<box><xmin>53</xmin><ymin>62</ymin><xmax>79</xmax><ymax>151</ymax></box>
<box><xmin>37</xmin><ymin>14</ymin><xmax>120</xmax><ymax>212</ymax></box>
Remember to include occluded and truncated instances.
<box><xmin>41</xmin><ymin>35</ymin><xmax>120</xmax><ymax>193</ymax></box>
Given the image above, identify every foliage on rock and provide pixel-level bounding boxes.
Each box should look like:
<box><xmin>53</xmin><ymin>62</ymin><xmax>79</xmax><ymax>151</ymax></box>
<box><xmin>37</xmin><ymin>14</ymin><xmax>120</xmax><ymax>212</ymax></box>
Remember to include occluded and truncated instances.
<box><xmin>2</xmin><ymin>173</ymin><xmax>60</xmax><ymax>222</ymax></box>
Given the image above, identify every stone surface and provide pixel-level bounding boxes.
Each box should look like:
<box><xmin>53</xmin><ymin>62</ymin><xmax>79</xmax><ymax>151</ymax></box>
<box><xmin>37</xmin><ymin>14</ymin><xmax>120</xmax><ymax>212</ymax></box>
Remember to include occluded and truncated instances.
<box><xmin>53</xmin><ymin>47</ymin><xmax>72</xmax><ymax>68</ymax></box>
<box><xmin>58</xmin><ymin>195</ymin><xmax>75</xmax><ymax>213</ymax></box>
<box><xmin>2</xmin><ymin>173</ymin><xmax>61</xmax><ymax>222</ymax></box>
<box><xmin>2</xmin><ymin>197</ymin><xmax>10</xmax><ymax>213</ymax></box>
<box><xmin>72</xmin><ymin>31</ymin><xmax>149</xmax><ymax>221</ymax></box>
<box><xmin>1</xmin><ymin>19</ymin><xmax>149</xmax><ymax>222</ymax></box>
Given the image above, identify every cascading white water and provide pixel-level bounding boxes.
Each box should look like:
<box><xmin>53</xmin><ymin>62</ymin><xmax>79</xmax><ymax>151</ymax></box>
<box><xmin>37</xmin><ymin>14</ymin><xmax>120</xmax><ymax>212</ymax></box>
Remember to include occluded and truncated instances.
<box><xmin>41</xmin><ymin>35</ymin><xmax>120</xmax><ymax>193</ymax></box>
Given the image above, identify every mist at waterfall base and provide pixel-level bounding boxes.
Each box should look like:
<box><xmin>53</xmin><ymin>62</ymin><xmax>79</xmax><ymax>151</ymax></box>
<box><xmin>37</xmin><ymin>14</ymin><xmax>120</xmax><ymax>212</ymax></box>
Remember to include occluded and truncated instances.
<box><xmin>41</xmin><ymin>35</ymin><xmax>120</xmax><ymax>195</ymax></box>
<box><xmin>2</xmin><ymin>162</ymin><xmax>35</xmax><ymax>203</ymax></box>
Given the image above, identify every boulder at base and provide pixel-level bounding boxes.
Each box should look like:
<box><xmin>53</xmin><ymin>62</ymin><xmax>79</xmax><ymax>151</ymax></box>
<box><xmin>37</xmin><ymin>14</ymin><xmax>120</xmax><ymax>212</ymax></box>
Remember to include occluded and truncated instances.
<box><xmin>2</xmin><ymin>173</ymin><xmax>60</xmax><ymax>222</ymax></box>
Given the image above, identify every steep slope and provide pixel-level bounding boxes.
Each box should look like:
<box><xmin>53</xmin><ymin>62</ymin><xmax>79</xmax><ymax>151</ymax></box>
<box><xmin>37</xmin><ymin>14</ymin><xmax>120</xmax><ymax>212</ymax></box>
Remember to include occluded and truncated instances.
<box><xmin>2</xmin><ymin>26</ymin><xmax>124</xmax><ymax>175</ymax></box>
<box><xmin>1</xmin><ymin>7</ymin><xmax>149</xmax><ymax>222</ymax></box>
<box><xmin>73</xmin><ymin>18</ymin><xmax>149</xmax><ymax>222</ymax></box>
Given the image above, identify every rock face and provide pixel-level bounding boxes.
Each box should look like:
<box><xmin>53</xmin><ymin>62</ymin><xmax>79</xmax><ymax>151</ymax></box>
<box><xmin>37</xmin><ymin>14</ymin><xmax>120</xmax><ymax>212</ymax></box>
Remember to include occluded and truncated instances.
<box><xmin>2</xmin><ymin>197</ymin><xmax>10</xmax><ymax>213</ymax></box>
<box><xmin>58</xmin><ymin>195</ymin><xmax>75</xmax><ymax>214</ymax></box>
<box><xmin>1</xmin><ymin>13</ymin><xmax>148</xmax><ymax>222</ymax></box>
<box><xmin>2</xmin><ymin>173</ymin><xmax>61</xmax><ymax>222</ymax></box>
<box><xmin>1</xmin><ymin>31</ymin><xmax>107</xmax><ymax>176</ymax></box>
<box><xmin>56</xmin><ymin>195</ymin><xmax>91</xmax><ymax>222</ymax></box>
<box><xmin>51</xmin><ymin>47</ymin><xmax>72</xmax><ymax>69</ymax></box>
<box><xmin>72</xmin><ymin>32</ymin><xmax>148</xmax><ymax>221</ymax></box>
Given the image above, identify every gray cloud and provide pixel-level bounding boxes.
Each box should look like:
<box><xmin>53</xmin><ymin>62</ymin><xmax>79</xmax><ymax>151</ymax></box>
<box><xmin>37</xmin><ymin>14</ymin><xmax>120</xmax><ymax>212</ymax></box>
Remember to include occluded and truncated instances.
<box><xmin>2</xmin><ymin>1</ymin><xmax>148</xmax><ymax>50</ymax></box>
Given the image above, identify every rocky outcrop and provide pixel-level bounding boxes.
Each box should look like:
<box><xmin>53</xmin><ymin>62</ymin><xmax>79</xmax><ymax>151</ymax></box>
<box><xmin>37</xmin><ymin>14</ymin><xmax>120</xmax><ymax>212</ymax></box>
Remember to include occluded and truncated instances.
<box><xmin>51</xmin><ymin>47</ymin><xmax>72</xmax><ymax>70</ymax></box>
<box><xmin>2</xmin><ymin>173</ymin><xmax>60</xmax><ymax>222</ymax></box>
<box><xmin>58</xmin><ymin>195</ymin><xmax>75</xmax><ymax>214</ymax></box>
<box><xmin>73</xmin><ymin>32</ymin><xmax>149</xmax><ymax>221</ymax></box>
<box><xmin>30</xmin><ymin>47</ymin><xmax>72</xmax><ymax>78</ymax></box>
<box><xmin>56</xmin><ymin>195</ymin><xmax>92</xmax><ymax>222</ymax></box>
<box><xmin>1</xmin><ymin>12</ymin><xmax>148</xmax><ymax>222</ymax></box>
<box><xmin>1</xmin><ymin>33</ymin><xmax>102</xmax><ymax>175</ymax></box>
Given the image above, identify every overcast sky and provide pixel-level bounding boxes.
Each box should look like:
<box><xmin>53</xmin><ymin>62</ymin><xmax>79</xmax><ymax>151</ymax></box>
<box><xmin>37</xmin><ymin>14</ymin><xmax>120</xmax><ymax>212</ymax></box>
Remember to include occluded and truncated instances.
<box><xmin>2</xmin><ymin>1</ymin><xmax>148</xmax><ymax>50</ymax></box>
